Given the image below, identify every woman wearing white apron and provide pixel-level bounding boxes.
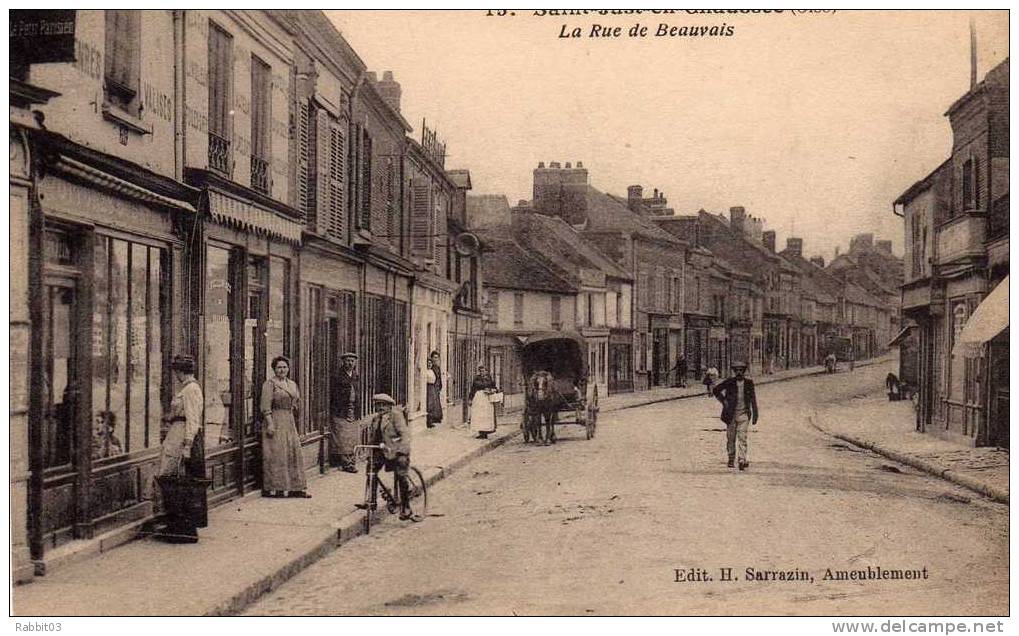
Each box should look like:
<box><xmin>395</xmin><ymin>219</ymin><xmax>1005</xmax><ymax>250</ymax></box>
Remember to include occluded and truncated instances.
<box><xmin>468</xmin><ymin>366</ymin><xmax>498</xmax><ymax>439</ymax></box>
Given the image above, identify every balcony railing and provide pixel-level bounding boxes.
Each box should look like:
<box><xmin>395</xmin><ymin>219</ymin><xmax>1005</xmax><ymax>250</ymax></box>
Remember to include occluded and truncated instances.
<box><xmin>208</xmin><ymin>132</ymin><xmax>231</xmax><ymax>176</ymax></box>
<box><xmin>250</xmin><ymin>155</ymin><xmax>269</xmax><ymax>194</ymax></box>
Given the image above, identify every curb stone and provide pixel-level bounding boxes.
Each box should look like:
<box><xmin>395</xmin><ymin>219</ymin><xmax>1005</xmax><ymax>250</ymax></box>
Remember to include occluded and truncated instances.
<box><xmin>809</xmin><ymin>411</ymin><xmax>1009</xmax><ymax>506</ymax></box>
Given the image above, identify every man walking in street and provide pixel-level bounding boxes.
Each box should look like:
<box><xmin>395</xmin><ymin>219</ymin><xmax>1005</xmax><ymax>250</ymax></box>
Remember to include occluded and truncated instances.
<box><xmin>329</xmin><ymin>352</ymin><xmax>360</xmax><ymax>473</ymax></box>
<box><xmin>712</xmin><ymin>361</ymin><xmax>759</xmax><ymax>471</ymax></box>
<box><xmin>356</xmin><ymin>394</ymin><xmax>421</xmax><ymax>522</ymax></box>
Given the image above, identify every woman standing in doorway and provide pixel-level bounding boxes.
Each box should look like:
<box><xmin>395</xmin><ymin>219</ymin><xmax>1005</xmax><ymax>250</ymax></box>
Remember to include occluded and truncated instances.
<box><xmin>261</xmin><ymin>356</ymin><xmax>310</xmax><ymax>498</ymax></box>
<box><xmin>426</xmin><ymin>351</ymin><xmax>444</xmax><ymax>428</ymax></box>
<box><xmin>155</xmin><ymin>355</ymin><xmax>208</xmax><ymax>543</ymax></box>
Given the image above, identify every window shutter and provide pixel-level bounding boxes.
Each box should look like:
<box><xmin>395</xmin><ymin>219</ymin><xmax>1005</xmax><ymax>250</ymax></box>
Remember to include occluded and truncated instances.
<box><xmin>314</xmin><ymin>108</ymin><xmax>331</xmax><ymax>236</ymax></box>
<box><xmin>409</xmin><ymin>179</ymin><xmax>432</xmax><ymax>258</ymax></box>
<box><xmin>327</xmin><ymin>121</ymin><xmax>346</xmax><ymax>240</ymax></box>
<box><xmin>297</xmin><ymin>101</ymin><xmax>312</xmax><ymax>220</ymax></box>
<box><xmin>360</xmin><ymin>130</ymin><xmax>373</xmax><ymax>230</ymax></box>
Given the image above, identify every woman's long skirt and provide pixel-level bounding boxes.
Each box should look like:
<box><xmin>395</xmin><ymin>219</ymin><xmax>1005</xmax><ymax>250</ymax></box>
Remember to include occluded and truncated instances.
<box><xmin>262</xmin><ymin>409</ymin><xmax>307</xmax><ymax>492</ymax></box>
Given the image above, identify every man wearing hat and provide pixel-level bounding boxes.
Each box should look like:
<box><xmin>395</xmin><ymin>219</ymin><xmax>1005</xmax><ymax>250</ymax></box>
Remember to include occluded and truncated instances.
<box><xmin>712</xmin><ymin>361</ymin><xmax>759</xmax><ymax>471</ymax></box>
<box><xmin>357</xmin><ymin>394</ymin><xmax>421</xmax><ymax>522</ymax></box>
<box><xmin>329</xmin><ymin>352</ymin><xmax>360</xmax><ymax>472</ymax></box>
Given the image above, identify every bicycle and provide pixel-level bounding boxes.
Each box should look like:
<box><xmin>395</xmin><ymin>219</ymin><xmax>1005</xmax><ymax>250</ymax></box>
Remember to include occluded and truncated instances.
<box><xmin>353</xmin><ymin>444</ymin><xmax>428</xmax><ymax>533</ymax></box>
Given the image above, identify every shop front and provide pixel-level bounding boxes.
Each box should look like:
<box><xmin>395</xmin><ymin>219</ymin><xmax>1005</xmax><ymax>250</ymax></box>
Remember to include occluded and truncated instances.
<box><xmin>27</xmin><ymin>134</ymin><xmax>198</xmax><ymax>559</ymax></box>
<box><xmin>608</xmin><ymin>330</ymin><xmax>634</xmax><ymax>394</ymax></box>
<box><xmin>187</xmin><ymin>171</ymin><xmax>303</xmax><ymax>504</ymax></box>
<box><xmin>684</xmin><ymin>314</ymin><xmax>711</xmax><ymax>381</ymax></box>
<box><xmin>298</xmin><ymin>240</ymin><xmax>361</xmax><ymax>465</ymax></box>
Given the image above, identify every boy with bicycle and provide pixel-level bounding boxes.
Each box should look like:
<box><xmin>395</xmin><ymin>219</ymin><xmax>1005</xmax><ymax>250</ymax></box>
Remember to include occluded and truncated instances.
<box><xmin>355</xmin><ymin>394</ymin><xmax>422</xmax><ymax>522</ymax></box>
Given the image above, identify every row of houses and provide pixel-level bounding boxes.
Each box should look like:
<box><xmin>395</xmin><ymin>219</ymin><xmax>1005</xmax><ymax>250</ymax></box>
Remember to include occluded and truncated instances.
<box><xmin>893</xmin><ymin>57</ymin><xmax>1009</xmax><ymax>449</ymax></box>
<box><xmin>10</xmin><ymin>9</ymin><xmax>485</xmax><ymax>580</ymax></box>
<box><xmin>469</xmin><ymin>162</ymin><xmax>901</xmax><ymax>406</ymax></box>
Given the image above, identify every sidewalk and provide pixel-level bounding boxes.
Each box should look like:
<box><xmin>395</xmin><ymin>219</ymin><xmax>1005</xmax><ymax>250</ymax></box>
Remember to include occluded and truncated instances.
<box><xmin>13</xmin><ymin>357</ymin><xmax>879</xmax><ymax>616</ymax></box>
<box><xmin>811</xmin><ymin>394</ymin><xmax>1009</xmax><ymax>505</ymax></box>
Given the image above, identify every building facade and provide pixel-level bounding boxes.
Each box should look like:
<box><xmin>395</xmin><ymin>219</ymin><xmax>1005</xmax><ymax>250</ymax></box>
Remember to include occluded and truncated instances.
<box><xmin>894</xmin><ymin>57</ymin><xmax>1009</xmax><ymax>447</ymax></box>
<box><xmin>9</xmin><ymin>9</ymin><xmax>483</xmax><ymax>577</ymax></box>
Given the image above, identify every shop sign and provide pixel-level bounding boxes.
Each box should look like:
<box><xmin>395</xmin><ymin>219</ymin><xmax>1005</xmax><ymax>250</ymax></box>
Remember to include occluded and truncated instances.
<box><xmin>10</xmin><ymin>10</ymin><xmax>76</xmax><ymax>65</ymax></box>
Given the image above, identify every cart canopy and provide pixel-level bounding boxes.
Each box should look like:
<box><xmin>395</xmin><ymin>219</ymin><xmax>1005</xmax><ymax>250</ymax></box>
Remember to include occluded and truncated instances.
<box><xmin>521</xmin><ymin>331</ymin><xmax>588</xmax><ymax>383</ymax></box>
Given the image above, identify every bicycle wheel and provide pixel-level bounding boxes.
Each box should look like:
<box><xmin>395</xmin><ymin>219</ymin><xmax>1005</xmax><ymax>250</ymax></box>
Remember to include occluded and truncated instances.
<box><xmin>406</xmin><ymin>466</ymin><xmax>428</xmax><ymax>517</ymax></box>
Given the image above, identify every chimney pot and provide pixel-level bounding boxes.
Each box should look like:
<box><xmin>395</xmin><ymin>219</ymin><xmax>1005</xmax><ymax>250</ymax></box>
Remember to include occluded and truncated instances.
<box><xmin>538</xmin><ymin>161</ymin><xmax>545</xmax><ymax>168</ymax></box>
<box><xmin>576</xmin><ymin>161</ymin><xmax>583</xmax><ymax>168</ymax></box>
<box><xmin>565</xmin><ymin>162</ymin><xmax>572</xmax><ymax>169</ymax></box>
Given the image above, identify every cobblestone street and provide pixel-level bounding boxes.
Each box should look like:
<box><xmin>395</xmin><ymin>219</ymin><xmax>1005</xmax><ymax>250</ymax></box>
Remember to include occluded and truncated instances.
<box><xmin>246</xmin><ymin>362</ymin><xmax>1008</xmax><ymax>616</ymax></box>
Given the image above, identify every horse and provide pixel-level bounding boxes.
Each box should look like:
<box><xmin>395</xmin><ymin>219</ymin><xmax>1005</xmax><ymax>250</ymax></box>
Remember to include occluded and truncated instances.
<box><xmin>525</xmin><ymin>370</ymin><xmax>559</xmax><ymax>445</ymax></box>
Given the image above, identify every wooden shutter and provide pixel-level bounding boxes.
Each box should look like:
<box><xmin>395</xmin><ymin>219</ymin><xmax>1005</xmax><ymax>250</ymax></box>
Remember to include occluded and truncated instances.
<box><xmin>327</xmin><ymin>121</ymin><xmax>346</xmax><ymax>240</ymax></box>
<box><xmin>297</xmin><ymin>101</ymin><xmax>312</xmax><ymax>219</ymax></box>
<box><xmin>314</xmin><ymin>108</ymin><xmax>331</xmax><ymax>236</ymax></box>
<box><xmin>409</xmin><ymin>179</ymin><xmax>432</xmax><ymax>258</ymax></box>
<box><xmin>105</xmin><ymin>10</ymin><xmax>138</xmax><ymax>92</ymax></box>
<box><xmin>360</xmin><ymin>130</ymin><xmax>373</xmax><ymax>230</ymax></box>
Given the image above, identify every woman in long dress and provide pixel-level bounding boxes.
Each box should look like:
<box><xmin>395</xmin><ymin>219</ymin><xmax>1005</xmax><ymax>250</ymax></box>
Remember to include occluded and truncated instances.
<box><xmin>468</xmin><ymin>366</ymin><xmax>498</xmax><ymax>439</ymax></box>
<box><xmin>426</xmin><ymin>351</ymin><xmax>444</xmax><ymax>428</ymax></box>
<box><xmin>261</xmin><ymin>356</ymin><xmax>309</xmax><ymax>498</ymax></box>
<box><xmin>156</xmin><ymin>355</ymin><xmax>207</xmax><ymax>543</ymax></box>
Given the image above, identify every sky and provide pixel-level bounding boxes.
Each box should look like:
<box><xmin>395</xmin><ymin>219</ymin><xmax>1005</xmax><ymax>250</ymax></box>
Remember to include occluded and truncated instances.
<box><xmin>328</xmin><ymin>9</ymin><xmax>1009</xmax><ymax>262</ymax></box>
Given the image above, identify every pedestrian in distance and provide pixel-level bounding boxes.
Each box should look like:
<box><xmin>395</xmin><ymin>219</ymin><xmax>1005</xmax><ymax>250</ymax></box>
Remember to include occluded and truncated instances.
<box><xmin>261</xmin><ymin>356</ymin><xmax>310</xmax><ymax>498</ymax></box>
<box><xmin>154</xmin><ymin>355</ymin><xmax>209</xmax><ymax>543</ymax></box>
<box><xmin>426</xmin><ymin>351</ymin><xmax>444</xmax><ymax>428</ymax></box>
<box><xmin>468</xmin><ymin>365</ymin><xmax>499</xmax><ymax>439</ymax></box>
<box><xmin>356</xmin><ymin>394</ymin><xmax>422</xmax><ymax>522</ymax></box>
<box><xmin>329</xmin><ymin>352</ymin><xmax>361</xmax><ymax>473</ymax></box>
<box><xmin>673</xmin><ymin>356</ymin><xmax>687</xmax><ymax>388</ymax></box>
<box><xmin>712</xmin><ymin>361</ymin><xmax>759</xmax><ymax>471</ymax></box>
<box><xmin>703</xmin><ymin>365</ymin><xmax>719</xmax><ymax>396</ymax></box>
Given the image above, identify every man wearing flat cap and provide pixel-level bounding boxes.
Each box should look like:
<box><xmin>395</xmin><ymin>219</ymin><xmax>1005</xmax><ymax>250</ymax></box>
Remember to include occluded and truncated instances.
<box><xmin>329</xmin><ymin>352</ymin><xmax>360</xmax><ymax>472</ymax></box>
<box><xmin>358</xmin><ymin>393</ymin><xmax>421</xmax><ymax>521</ymax></box>
<box><xmin>712</xmin><ymin>361</ymin><xmax>759</xmax><ymax>471</ymax></box>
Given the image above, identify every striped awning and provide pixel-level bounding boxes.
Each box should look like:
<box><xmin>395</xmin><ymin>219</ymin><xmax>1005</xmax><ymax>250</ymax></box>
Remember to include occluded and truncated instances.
<box><xmin>55</xmin><ymin>156</ymin><xmax>196</xmax><ymax>212</ymax></box>
<box><xmin>953</xmin><ymin>276</ymin><xmax>1009</xmax><ymax>358</ymax></box>
<box><xmin>208</xmin><ymin>191</ymin><xmax>303</xmax><ymax>243</ymax></box>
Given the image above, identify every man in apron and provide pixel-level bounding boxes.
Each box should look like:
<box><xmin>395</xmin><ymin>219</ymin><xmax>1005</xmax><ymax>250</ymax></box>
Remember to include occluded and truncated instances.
<box><xmin>329</xmin><ymin>352</ymin><xmax>361</xmax><ymax>473</ymax></box>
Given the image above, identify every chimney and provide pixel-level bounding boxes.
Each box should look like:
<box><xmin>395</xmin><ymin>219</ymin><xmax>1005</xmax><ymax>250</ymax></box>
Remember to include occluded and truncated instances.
<box><xmin>729</xmin><ymin>206</ymin><xmax>746</xmax><ymax>236</ymax></box>
<box><xmin>627</xmin><ymin>185</ymin><xmax>644</xmax><ymax>213</ymax></box>
<box><xmin>786</xmin><ymin>237</ymin><xmax>803</xmax><ymax>257</ymax></box>
<box><xmin>810</xmin><ymin>255</ymin><xmax>826</xmax><ymax>268</ymax></box>
<box><xmin>376</xmin><ymin>71</ymin><xmax>402</xmax><ymax>112</ymax></box>
<box><xmin>849</xmin><ymin>232</ymin><xmax>874</xmax><ymax>253</ymax></box>
<box><xmin>876</xmin><ymin>239</ymin><xmax>893</xmax><ymax>254</ymax></box>
<box><xmin>762</xmin><ymin>230</ymin><xmax>776</xmax><ymax>252</ymax></box>
<box><xmin>533</xmin><ymin>161</ymin><xmax>589</xmax><ymax>225</ymax></box>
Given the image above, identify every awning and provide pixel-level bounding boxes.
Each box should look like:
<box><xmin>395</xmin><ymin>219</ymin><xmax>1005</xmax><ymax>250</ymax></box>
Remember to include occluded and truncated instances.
<box><xmin>887</xmin><ymin>325</ymin><xmax>915</xmax><ymax>348</ymax></box>
<box><xmin>208</xmin><ymin>191</ymin><xmax>303</xmax><ymax>243</ymax></box>
<box><xmin>953</xmin><ymin>276</ymin><xmax>1009</xmax><ymax>357</ymax></box>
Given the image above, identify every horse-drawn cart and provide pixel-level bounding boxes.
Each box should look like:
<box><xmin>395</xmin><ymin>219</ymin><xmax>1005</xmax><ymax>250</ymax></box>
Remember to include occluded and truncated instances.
<box><xmin>521</xmin><ymin>331</ymin><xmax>599</xmax><ymax>444</ymax></box>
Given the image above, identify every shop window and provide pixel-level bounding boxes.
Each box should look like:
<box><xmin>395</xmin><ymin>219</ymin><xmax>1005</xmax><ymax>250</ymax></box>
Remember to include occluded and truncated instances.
<box><xmin>203</xmin><ymin>245</ymin><xmax>232</xmax><ymax>448</ymax></box>
<box><xmin>92</xmin><ymin>236</ymin><xmax>166</xmax><ymax>459</ymax></box>
<box><xmin>42</xmin><ymin>229</ymin><xmax>82</xmax><ymax>471</ymax></box>
<box><xmin>266</xmin><ymin>257</ymin><xmax>289</xmax><ymax>377</ymax></box>
<box><xmin>104</xmin><ymin>10</ymin><xmax>141</xmax><ymax>116</ymax></box>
